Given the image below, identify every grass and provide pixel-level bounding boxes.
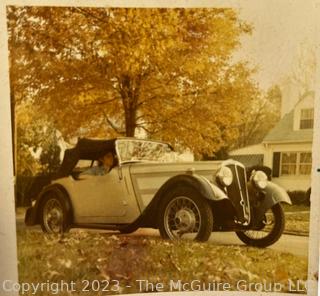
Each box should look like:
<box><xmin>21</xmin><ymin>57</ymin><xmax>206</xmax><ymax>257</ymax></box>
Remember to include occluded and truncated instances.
<box><xmin>282</xmin><ymin>204</ymin><xmax>310</xmax><ymax>213</ymax></box>
<box><xmin>285</xmin><ymin>212</ymin><xmax>310</xmax><ymax>236</ymax></box>
<box><xmin>17</xmin><ymin>229</ymin><xmax>308</xmax><ymax>295</ymax></box>
<box><xmin>282</xmin><ymin>204</ymin><xmax>310</xmax><ymax>235</ymax></box>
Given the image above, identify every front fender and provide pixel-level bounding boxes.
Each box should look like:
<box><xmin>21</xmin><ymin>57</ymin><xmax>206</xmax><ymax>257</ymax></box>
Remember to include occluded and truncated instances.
<box><xmin>264</xmin><ymin>182</ymin><xmax>292</xmax><ymax>205</ymax></box>
<box><xmin>159</xmin><ymin>173</ymin><xmax>229</xmax><ymax>202</ymax></box>
<box><xmin>254</xmin><ymin>181</ymin><xmax>291</xmax><ymax>222</ymax></box>
<box><xmin>138</xmin><ymin>173</ymin><xmax>228</xmax><ymax>228</ymax></box>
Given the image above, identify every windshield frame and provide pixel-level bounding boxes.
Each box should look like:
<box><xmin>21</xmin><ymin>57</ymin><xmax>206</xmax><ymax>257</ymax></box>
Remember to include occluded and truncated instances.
<box><xmin>115</xmin><ymin>138</ymin><xmax>174</xmax><ymax>165</ymax></box>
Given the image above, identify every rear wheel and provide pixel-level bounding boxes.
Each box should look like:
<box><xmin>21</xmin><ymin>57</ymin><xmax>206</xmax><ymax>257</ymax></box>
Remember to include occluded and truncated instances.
<box><xmin>40</xmin><ymin>191</ymin><xmax>70</xmax><ymax>234</ymax></box>
<box><xmin>158</xmin><ymin>187</ymin><xmax>213</xmax><ymax>242</ymax></box>
<box><xmin>236</xmin><ymin>203</ymin><xmax>285</xmax><ymax>247</ymax></box>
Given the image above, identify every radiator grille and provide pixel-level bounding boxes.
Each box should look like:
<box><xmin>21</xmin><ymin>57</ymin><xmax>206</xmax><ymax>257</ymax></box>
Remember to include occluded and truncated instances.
<box><xmin>226</xmin><ymin>163</ymin><xmax>250</xmax><ymax>224</ymax></box>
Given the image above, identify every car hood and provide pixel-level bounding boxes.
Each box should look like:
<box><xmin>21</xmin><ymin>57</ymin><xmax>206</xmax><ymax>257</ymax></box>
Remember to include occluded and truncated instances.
<box><xmin>127</xmin><ymin>160</ymin><xmax>224</xmax><ymax>181</ymax></box>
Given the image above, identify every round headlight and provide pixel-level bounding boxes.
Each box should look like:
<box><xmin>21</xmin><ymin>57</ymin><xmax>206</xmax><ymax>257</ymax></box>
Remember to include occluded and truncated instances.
<box><xmin>251</xmin><ymin>171</ymin><xmax>268</xmax><ymax>189</ymax></box>
<box><xmin>216</xmin><ymin>166</ymin><xmax>233</xmax><ymax>187</ymax></box>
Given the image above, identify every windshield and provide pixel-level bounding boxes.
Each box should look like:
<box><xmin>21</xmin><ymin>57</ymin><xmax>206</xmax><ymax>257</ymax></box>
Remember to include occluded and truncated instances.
<box><xmin>116</xmin><ymin>139</ymin><xmax>176</xmax><ymax>163</ymax></box>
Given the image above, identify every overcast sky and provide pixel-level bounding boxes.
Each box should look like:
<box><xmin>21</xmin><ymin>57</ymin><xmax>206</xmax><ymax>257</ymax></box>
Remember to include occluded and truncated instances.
<box><xmin>233</xmin><ymin>0</ymin><xmax>317</xmax><ymax>91</ymax></box>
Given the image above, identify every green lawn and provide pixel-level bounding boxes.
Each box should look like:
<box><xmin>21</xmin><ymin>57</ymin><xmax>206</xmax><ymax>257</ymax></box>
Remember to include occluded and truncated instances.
<box><xmin>17</xmin><ymin>229</ymin><xmax>308</xmax><ymax>295</ymax></box>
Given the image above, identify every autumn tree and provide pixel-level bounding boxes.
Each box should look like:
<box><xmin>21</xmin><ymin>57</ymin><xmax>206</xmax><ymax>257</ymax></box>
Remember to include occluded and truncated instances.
<box><xmin>234</xmin><ymin>84</ymin><xmax>281</xmax><ymax>149</ymax></box>
<box><xmin>290</xmin><ymin>42</ymin><xmax>316</xmax><ymax>96</ymax></box>
<box><xmin>15</xmin><ymin>103</ymin><xmax>62</xmax><ymax>175</ymax></box>
<box><xmin>8</xmin><ymin>7</ymin><xmax>259</xmax><ymax>156</ymax></box>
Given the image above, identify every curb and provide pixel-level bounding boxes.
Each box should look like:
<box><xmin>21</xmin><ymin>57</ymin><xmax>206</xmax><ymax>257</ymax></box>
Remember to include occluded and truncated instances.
<box><xmin>285</xmin><ymin>211</ymin><xmax>310</xmax><ymax>215</ymax></box>
<box><xmin>283</xmin><ymin>231</ymin><xmax>309</xmax><ymax>237</ymax></box>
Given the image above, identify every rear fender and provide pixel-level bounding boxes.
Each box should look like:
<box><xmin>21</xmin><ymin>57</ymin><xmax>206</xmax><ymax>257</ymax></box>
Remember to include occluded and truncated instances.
<box><xmin>254</xmin><ymin>181</ymin><xmax>291</xmax><ymax>222</ymax></box>
<box><xmin>25</xmin><ymin>184</ymin><xmax>73</xmax><ymax>226</ymax></box>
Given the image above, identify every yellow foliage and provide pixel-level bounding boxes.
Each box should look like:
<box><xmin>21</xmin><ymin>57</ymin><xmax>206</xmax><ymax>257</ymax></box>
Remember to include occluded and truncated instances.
<box><xmin>8</xmin><ymin>7</ymin><xmax>259</xmax><ymax>155</ymax></box>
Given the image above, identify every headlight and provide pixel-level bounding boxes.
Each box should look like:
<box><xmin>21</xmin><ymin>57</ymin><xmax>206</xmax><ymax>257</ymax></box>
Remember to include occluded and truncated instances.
<box><xmin>251</xmin><ymin>171</ymin><xmax>268</xmax><ymax>189</ymax></box>
<box><xmin>216</xmin><ymin>166</ymin><xmax>233</xmax><ymax>187</ymax></box>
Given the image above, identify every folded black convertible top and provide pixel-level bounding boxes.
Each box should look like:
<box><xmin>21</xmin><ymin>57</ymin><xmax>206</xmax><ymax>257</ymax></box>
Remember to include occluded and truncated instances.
<box><xmin>55</xmin><ymin>138</ymin><xmax>116</xmax><ymax>179</ymax></box>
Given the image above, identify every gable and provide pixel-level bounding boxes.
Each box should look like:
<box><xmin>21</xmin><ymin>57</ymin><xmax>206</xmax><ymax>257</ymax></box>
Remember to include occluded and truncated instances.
<box><xmin>293</xmin><ymin>92</ymin><xmax>314</xmax><ymax>131</ymax></box>
<box><xmin>263</xmin><ymin>92</ymin><xmax>314</xmax><ymax>144</ymax></box>
<box><xmin>263</xmin><ymin>110</ymin><xmax>313</xmax><ymax>143</ymax></box>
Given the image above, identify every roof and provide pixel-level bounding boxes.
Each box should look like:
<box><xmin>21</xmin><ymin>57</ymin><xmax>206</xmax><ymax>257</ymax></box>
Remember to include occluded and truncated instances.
<box><xmin>263</xmin><ymin>110</ymin><xmax>313</xmax><ymax>143</ymax></box>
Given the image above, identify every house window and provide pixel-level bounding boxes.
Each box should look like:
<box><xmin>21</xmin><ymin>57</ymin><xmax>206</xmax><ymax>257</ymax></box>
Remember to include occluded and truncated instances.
<box><xmin>299</xmin><ymin>152</ymin><xmax>312</xmax><ymax>175</ymax></box>
<box><xmin>280</xmin><ymin>152</ymin><xmax>312</xmax><ymax>176</ymax></box>
<box><xmin>281</xmin><ymin>153</ymin><xmax>297</xmax><ymax>175</ymax></box>
<box><xmin>300</xmin><ymin>108</ymin><xmax>314</xmax><ymax>129</ymax></box>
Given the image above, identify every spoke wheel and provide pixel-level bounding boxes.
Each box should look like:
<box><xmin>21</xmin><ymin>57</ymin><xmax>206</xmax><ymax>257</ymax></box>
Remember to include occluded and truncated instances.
<box><xmin>236</xmin><ymin>203</ymin><xmax>285</xmax><ymax>247</ymax></box>
<box><xmin>158</xmin><ymin>187</ymin><xmax>213</xmax><ymax>242</ymax></box>
<box><xmin>40</xmin><ymin>191</ymin><xmax>69</xmax><ymax>234</ymax></box>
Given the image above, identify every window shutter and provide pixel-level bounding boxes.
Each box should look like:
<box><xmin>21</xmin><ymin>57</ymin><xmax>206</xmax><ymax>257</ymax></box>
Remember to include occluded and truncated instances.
<box><xmin>272</xmin><ymin>152</ymin><xmax>281</xmax><ymax>177</ymax></box>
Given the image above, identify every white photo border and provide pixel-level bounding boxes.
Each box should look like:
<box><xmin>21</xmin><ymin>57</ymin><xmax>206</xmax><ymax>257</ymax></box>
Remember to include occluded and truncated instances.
<box><xmin>0</xmin><ymin>1</ymin><xmax>319</xmax><ymax>296</ymax></box>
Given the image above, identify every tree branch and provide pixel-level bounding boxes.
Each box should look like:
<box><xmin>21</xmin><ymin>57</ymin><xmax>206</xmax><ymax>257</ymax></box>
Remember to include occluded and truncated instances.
<box><xmin>102</xmin><ymin>112</ymin><xmax>125</xmax><ymax>135</ymax></box>
<box><xmin>71</xmin><ymin>7</ymin><xmax>111</xmax><ymax>25</ymax></box>
<box><xmin>82</xmin><ymin>97</ymin><xmax>119</xmax><ymax>107</ymax></box>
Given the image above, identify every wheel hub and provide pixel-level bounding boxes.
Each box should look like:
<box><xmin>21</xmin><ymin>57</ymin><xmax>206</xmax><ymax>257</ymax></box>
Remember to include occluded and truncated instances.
<box><xmin>174</xmin><ymin>208</ymin><xmax>196</xmax><ymax>232</ymax></box>
<box><xmin>43</xmin><ymin>198</ymin><xmax>63</xmax><ymax>233</ymax></box>
<box><xmin>48</xmin><ymin>208</ymin><xmax>62</xmax><ymax>225</ymax></box>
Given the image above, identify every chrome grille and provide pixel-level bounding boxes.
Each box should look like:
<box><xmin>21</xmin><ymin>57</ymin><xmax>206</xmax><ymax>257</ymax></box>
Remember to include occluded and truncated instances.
<box><xmin>226</xmin><ymin>163</ymin><xmax>250</xmax><ymax>224</ymax></box>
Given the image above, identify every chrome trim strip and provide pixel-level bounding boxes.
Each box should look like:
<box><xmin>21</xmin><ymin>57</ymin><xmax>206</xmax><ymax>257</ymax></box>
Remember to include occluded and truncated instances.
<box><xmin>234</xmin><ymin>165</ymin><xmax>250</xmax><ymax>225</ymax></box>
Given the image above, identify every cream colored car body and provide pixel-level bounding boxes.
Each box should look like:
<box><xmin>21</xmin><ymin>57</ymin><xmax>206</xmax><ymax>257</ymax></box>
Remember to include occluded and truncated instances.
<box><xmin>53</xmin><ymin>161</ymin><xmax>224</xmax><ymax>225</ymax></box>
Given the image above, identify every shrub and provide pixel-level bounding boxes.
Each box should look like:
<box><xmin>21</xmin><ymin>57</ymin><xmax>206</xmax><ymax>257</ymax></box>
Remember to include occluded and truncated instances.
<box><xmin>287</xmin><ymin>190</ymin><xmax>310</xmax><ymax>206</ymax></box>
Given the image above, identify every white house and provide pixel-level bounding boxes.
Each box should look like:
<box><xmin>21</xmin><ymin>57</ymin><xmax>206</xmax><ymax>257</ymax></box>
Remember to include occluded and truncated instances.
<box><xmin>230</xmin><ymin>91</ymin><xmax>314</xmax><ymax>191</ymax></box>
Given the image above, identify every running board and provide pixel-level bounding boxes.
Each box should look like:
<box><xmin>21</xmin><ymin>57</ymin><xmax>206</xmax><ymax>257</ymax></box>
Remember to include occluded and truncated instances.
<box><xmin>72</xmin><ymin>223</ymin><xmax>128</xmax><ymax>230</ymax></box>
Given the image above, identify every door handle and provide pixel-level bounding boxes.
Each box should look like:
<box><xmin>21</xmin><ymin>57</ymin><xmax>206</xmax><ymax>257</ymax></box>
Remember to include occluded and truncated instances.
<box><xmin>118</xmin><ymin>166</ymin><xmax>123</xmax><ymax>180</ymax></box>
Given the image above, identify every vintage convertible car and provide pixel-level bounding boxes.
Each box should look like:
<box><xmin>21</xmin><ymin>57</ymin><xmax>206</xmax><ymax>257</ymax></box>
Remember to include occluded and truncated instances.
<box><xmin>25</xmin><ymin>137</ymin><xmax>291</xmax><ymax>247</ymax></box>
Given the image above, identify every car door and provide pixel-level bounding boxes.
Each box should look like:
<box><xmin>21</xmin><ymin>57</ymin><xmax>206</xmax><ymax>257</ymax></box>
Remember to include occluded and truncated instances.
<box><xmin>69</xmin><ymin>168</ymin><xmax>138</xmax><ymax>224</ymax></box>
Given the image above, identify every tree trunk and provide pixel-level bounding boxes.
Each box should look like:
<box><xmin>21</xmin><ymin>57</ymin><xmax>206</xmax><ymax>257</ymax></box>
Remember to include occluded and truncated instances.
<box><xmin>120</xmin><ymin>75</ymin><xmax>139</xmax><ymax>137</ymax></box>
<box><xmin>124</xmin><ymin>107</ymin><xmax>136</xmax><ymax>137</ymax></box>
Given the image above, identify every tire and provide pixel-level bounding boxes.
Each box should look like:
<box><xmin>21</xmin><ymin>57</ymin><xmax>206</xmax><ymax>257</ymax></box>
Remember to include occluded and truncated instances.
<box><xmin>40</xmin><ymin>190</ymin><xmax>70</xmax><ymax>234</ymax></box>
<box><xmin>158</xmin><ymin>186</ymin><xmax>213</xmax><ymax>242</ymax></box>
<box><xmin>236</xmin><ymin>203</ymin><xmax>285</xmax><ymax>248</ymax></box>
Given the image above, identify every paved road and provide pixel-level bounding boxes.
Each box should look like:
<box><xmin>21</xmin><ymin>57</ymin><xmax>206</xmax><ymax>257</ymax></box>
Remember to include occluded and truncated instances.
<box><xmin>17</xmin><ymin>218</ymin><xmax>308</xmax><ymax>258</ymax></box>
<box><xmin>130</xmin><ymin>228</ymin><xmax>308</xmax><ymax>257</ymax></box>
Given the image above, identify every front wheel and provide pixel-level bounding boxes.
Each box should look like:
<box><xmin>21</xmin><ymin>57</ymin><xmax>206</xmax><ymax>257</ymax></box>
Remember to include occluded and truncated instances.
<box><xmin>236</xmin><ymin>203</ymin><xmax>285</xmax><ymax>247</ymax></box>
<box><xmin>158</xmin><ymin>187</ymin><xmax>213</xmax><ymax>242</ymax></box>
<box><xmin>40</xmin><ymin>191</ymin><xmax>70</xmax><ymax>234</ymax></box>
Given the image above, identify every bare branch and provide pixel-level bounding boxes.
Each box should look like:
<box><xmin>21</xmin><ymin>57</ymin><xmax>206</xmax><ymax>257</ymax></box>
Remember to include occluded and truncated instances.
<box><xmin>102</xmin><ymin>112</ymin><xmax>125</xmax><ymax>135</ymax></box>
